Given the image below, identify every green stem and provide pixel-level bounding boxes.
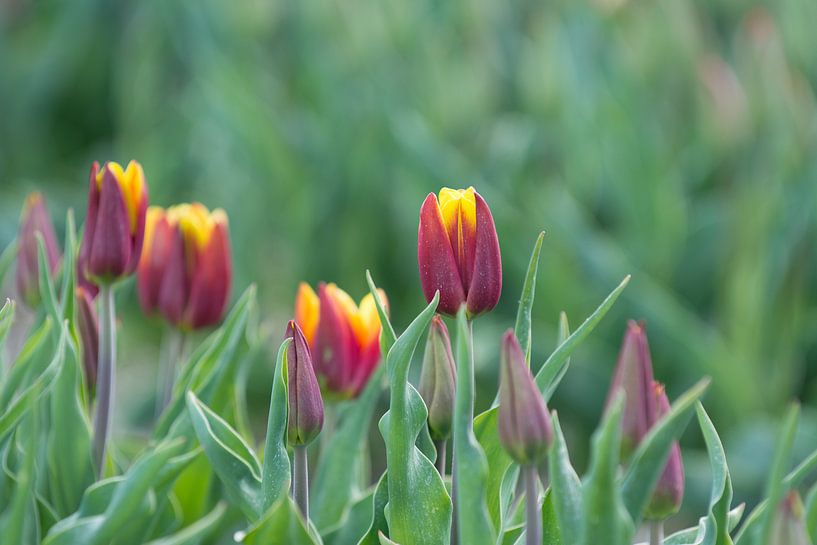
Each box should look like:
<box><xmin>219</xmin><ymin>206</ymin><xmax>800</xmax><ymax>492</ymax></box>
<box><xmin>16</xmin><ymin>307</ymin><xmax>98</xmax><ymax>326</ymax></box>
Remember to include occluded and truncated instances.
<box><xmin>451</xmin><ymin>318</ymin><xmax>474</xmax><ymax>545</ymax></box>
<box><xmin>92</xmin><ymin>283</ymin><xmax>115</xmax><ymax>478</ymax></box>
<box><xmin>292</xmin><ymin>445</ymin><xmax>309</xmax><ymax>519</ymax></box>
<box><xmin>649</xmin><ymin>520</ymin><xmax>664</xmax><ymax>545</ymax></box>
<box><xmin>524</xmin><ymin>465</ymin><xmax>541</xmax><ymax>545</ymax></box>
<box><xmin>156</xmin><ymin>328</ymin><xmax>185</xmax><ymax>417</ymax></box>
<box><xmin>434</xmin><ymin>438</ymin><xmax>447</xmax><ymax>477</ymax></box>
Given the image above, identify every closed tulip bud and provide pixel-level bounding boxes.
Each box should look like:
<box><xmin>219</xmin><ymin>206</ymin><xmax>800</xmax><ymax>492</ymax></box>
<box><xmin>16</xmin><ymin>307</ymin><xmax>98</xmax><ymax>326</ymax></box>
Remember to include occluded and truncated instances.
<box><xmin>16</xmin><ymin>192</ymin><xmax>61</xmax><ymax>308</ymax></box>
<box><xmin>286</xmin><ymin>320</ymin><xmax>324</xmax><ymax>446</ymax></box>
<box><xmin>770</xmin><ymin>492</ymin><xmax>813</xmax><ymax>545</ymax></box>
<box><xmin>76</xmin><ymin>287</ymin><xmax>99</xmax><ymax>391</ymax></box>
<box><xmin>79</xmin><ymin>161</ymin><xmax>148</xmax><ymax>285</ymax></box>
<box><xmin>605</xmin><ymin>320</ymin><xmax>657</xmax><ymax>459</ymax></box>
<box><xmin>295</xmin><ymin>282</ymin><xmax>388</xmax><ymax>399</ymax></box>
<box><xmin>498</xmin><ymin>330</ymin><xmax>553</xmax><ymax>465</ymax></box>
<box><xmin>417</xmin><ymin>187</ymin><xmax>502</xmax><ymax>318</ymax></box>
<box><xmin>419</xmin><ymin>316</ymin><xmax>457</xmax><ymax>440</ymax></box>
<box><xmin>645</xmin><ymin>382</ymin><xmax>685</xmax><ymax>520</ymax></box>
<box><xmin>137</xmin><ymin>204</ymin><xmax>232</xmax><ymax>330</ymax></box>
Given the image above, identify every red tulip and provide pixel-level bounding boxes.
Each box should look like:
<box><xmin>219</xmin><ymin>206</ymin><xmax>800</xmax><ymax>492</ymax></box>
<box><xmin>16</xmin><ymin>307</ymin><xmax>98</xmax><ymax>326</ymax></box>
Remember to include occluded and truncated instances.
<box><xmin>285</xmin><ymin>320</ymin><xmax>324</xmax><ymax>446</ymax></box>
<box><xmin>295</xmin><ymin>282</ymin><xmax>387</xmax><ymax>399</ymax></box>
<box><xmin>76</xmin><ymin>287</ymin><xmax>99</xmax><ymax>391</ymax></box>
<box><xmin>498</xmin><ymin>329</ymin><xmax>553</xmax><ymax>465</ymax></box>
<box><xmin>78</xmin><ymin>161</ymin><xmax>148</xmax><ymax>285</ymax></box>
<box><xmin>16</xmin><ymin>192</ymin><xmax>61</xmax><ymax>308</ymax></box>
<box><xmin>417</xmin><ymin>187</ymin><xmax>501</xmax><ymax>317</ymax></box>
<box><xmin>137</xmin><ymin>204</ymin><xmax>232</xmax><ymax>330</ymax></box>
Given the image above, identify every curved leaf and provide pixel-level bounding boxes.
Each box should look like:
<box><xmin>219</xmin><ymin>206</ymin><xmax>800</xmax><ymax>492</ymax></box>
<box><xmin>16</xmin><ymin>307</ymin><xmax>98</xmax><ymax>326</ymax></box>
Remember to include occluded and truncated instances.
<box><xmin>549</xmin><ymin>412</ymin><xmax>583</xmax><ymax>545</ymax></box>
<box><xmin>144</xmin><ymin>502</ymin><xmax>228</xmax><ymax>545</ymax></box>
<box><xmin>695</xmin><ymin>403</ymin><xmax>735</xmax><ymax>545</ymax></box>
<box><xmin>514</xmin><ymin>231</ymin><xmax>544</xmax><ymax>366</ymax></box>
<box><xmin>237</xmin><ymin>496</ymin><xmax>320</xmax><ymax>545</ymax></box>
<box><xmin>261</xmin><ymin>337</ymin><xmax>292</xmax><ymax>511</ymax></box>
<box><xmin>356</xmin><ymin>472</ymin><xmax>390</xmax><ymax>545</ymax></box>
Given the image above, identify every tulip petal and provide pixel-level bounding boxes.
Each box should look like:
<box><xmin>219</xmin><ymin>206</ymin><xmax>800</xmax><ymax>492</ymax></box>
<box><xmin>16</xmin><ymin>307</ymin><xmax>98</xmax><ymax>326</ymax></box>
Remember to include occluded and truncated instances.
<box><xmin>88</xmin><ymin>167</ymin><xmax>133</xmax><ymax>279</ymax></box>
<box><xmin>465</xmin><ymin>191</ymin><xmax>502</xmax><ymax>317</ymax></box>
<box><xmin>418</xmin><ymin>193</ymin><xmax>465</xmax><ymax>316</ymax></box>
<box><xmin>78</xmin><ymin>162</ymin><xmax>100</xmax><ymax>286</ymax></box>
<box><xmin>138</xmin><ymin>208</ymin><xmax>175</xmax><ymax>315</ymax></box>
<box><xmin>158</xmin><ymin>228</ymin><xmax>189</xmax><ymax>327</ymax></box>
<box><xmin>184</xmin><ymin>219</ymin><xmax>231</xmax><ymax>329</ymax></box>
<box><xmin>314</xmin><ymin>283</ymin><xmax>356</xmax><ymax>397</ymax></box>
<box><xmin>295</xmin><ymin>283</ymin><xmax>320</xmax><ymax>347</ymax></box>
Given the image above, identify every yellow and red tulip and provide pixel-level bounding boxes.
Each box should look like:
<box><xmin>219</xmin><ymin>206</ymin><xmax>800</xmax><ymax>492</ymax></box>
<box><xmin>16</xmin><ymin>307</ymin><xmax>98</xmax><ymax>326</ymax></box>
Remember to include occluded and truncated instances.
<box><xmin>79</xmin><ymin>161</ymin><xmax>148</xmax><ymax>285</ymax></box>
<box><xmin>137</xmin><ymin>203</ymin><xmax>232</xmax><ymax>330</ymax></box>
<box><xmin>16</xmin><ymin>192</ymin><xmax>61</xmax><ymax>308</ymax></box>
<box><xmin>295</xmin><ymin>282</ymin><xmax>387</xmax><ymax>399</ymax></box>
<box><xmin>417</xmin><ymin>187</ymin><xmax>502</xmax><ymax>317</ymax></box>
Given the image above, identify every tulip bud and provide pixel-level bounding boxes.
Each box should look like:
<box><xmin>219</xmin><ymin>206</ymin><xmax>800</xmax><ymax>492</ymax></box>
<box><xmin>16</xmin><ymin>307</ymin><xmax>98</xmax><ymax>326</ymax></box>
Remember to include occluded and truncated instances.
<box><xmin>286</xmin><ymin>320</ymin><xmax>324</xmax><ymax>446</ymax></box>
<box><xmin>604</xmin><ymin>320</ymin><xmax>657</xmax><ymax>459</ymax></box>
<box><xmin>645</xmin><ymin>382</ymin><xmax>685</xmax><ymax>520</ymax></box>
<box><xmin>770</xmin><ymin>492</ymin><xmax>813</xmax><ymax>545</ymax></box>
<box><xmin>298</xmin><ymin>282</ymin><xmax>387</xmax><ymax>399</ymax></box>
<box><xmin>78</xmin><ymin>161</ymin><xmax>148</xmax><ymax>285</ymax></box>
<box><xmin>76</xmin><ymin>287</ymin><xmax>99</xmax><ymax>391</ymax></box>
<box><xmin>498</xmin><ymin>330</ymin><xmax>553</xmax><ymax>465</ymax></box>
<box><xmin>418</xmin><ymin>315</ymin><xmax>457</xmax><ymax>440</ymax></box>
<box><xmin>15</xmin><ymin>192</ymin><xmax>60</xmax><ymax>308</ymax></box>
<box><xmin>137</xmin><ymin>204</ymin><xmax>232</xmax><ymax>330</ymax></box>
<box><xmin>417</xmin><ymin>187</ymin><xmax>502</xmax><ymax>318</ymax></box>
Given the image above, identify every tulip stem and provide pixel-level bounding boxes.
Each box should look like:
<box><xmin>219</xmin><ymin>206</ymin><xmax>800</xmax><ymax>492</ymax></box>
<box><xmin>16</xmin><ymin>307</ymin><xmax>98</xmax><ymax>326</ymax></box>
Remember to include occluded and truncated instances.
<box><xmin>524</xmin><ymin>465</ymin><xmax>541</xmax><ymax>545</ymax></box>
<box><xmin>292</xmin><ymin>445</ymin><xmax>309</xmax><ymax>519</ymax></box>
<box><xmin>92</xmin><ymin>283</ymin><xmax>116</xmax><ymax>478</ymax></box>
<box><xmin>156</xmin><ymin>328</ymin><xmax>186</xmax><ymax>417</ymax></box>
<box><xmin>434</xmin><ymin>438</ymin><xmax>447</xmax><ymax>476</ymax></box>
<box><xmin>649</xmin><ymin>520</ymin><xmax>664</xmax><ymax>545</ymax></box>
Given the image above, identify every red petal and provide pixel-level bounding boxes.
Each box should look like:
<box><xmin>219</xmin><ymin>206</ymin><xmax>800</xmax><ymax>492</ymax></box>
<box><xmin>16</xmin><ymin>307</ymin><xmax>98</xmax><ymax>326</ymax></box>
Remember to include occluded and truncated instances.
<box><xmin>126</xmin><ymin>179</ymin><xmax>149</xmax><ymax>274</ymax></box>
<box><xmin>78</xmin><ymin>162</ymin><xmax>100</xmax><ymax>285</ymax></box>
<box><xmin>88</xmin><ymin>167</ymin><xmax>132</xmax><ymax>280</ymax></box>
<box><xmin>157</xmin><ymin>228</ymin><xmax>189</xmax><ymax>327</ymax></box>
<box><xmin>184</xmin><ymin>221</ymin><xmax>232</xmax><ymax>329</ymax></box>
<box><xmin>138</xmin><ymin>215</ymin><xmax>175</xmax><ymax>315</ymax></box>
<box><xmin>465</xmin><ymin>191</ymin><xmax>502</xmax><ymax>316</ymax></box>
<box><xmin>417</xmin><ymin>193</ymin><xmax>465</xmax><ymax>316</ymax></box>
<box><xmin>314</xmin><ymin>283</ymin><xmax>356</xmax><ymax>396</ymax></box>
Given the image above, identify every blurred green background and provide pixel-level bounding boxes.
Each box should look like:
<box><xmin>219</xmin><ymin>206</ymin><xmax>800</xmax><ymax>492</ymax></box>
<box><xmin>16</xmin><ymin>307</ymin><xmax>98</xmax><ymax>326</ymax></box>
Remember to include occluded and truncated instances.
<box><xmin>2</xmin><ymin>0</ymin><xmax>817</xmax><ymax>527</ymax></box>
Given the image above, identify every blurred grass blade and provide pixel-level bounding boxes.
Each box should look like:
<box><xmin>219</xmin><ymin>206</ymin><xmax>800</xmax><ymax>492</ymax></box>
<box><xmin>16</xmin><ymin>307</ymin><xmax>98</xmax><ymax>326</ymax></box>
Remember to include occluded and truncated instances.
<box><xmin>186</xmin><ymin>392</ymin><xmax>263</xmax><ymax>518</ymax></box>
<box><xmin>0</xmin><ymin>299</ymin><xmax>15</xmax><ymax>357</ymax></box>
<box><xmin>581</xmin><ymin>394</ymin><xmax>633</xmax><ymax>545</ymax></box>
<box><xmin>756</xmin><ymin>403</ymin><xmax>799</xmax><ymax>545</ymax></box>
<box><xmin>549</xmin><ymin>412</ymin><xmax>582</xmax><ymax>545</ymax></box>
<box><xmin>60</xmin><ymin>210</ymin><xmax>78</xmax><ymax>325</ymax></box>
<box><xmin>805</xmin><ymin>482</ymin><xmax>817</xmax><ymax>544</ymax></box>
<box><xmin>0</xmin><ymin>399</ymin><xmax>40</xmax><ymax>543</ymax></box>
<box><xmin>621</xmin><ymin>378</ymin><xmax>710</xmax><ymax>525</ymax></box>
<box><xmin>695</xmin><ymin>403</ymin><xmax>736</xmax><ymax>545</ymax></box>
<box><xmin>37</xmin><ymin>233</ymin><xmax>62</xmax><ymax>325</ymax></box>
<box><xmin>261</xmin><ymin>338</ymin><xmax>291</xmax><ymax>511</ymax></box>
<box><xmin>514</xmin><ymin>231</ymin><xmax>544</xmax><ymax>366</ymax></box>
<box><xmin>144</xmin><ymin>502</ymin><xmax>228</xmax><ymax>545</ymax></box>
<box><xmin>0</xmin><ymin>239</ymin><xmax>17</xmax><ymax>288</ymax></box>
<box><xmin>452</xmin><ymin>306</ymin><xmax>495</xmax><ymax>545</ymax></box>
<box><xmin>0</xmin><ymin>319</ymin><xmax>54</xmax><ymax>407</ymax></box>
<box><xmin>379</xmin><ymin>292</ymin><xmax>451</xmax><ymax>545</ymax></box>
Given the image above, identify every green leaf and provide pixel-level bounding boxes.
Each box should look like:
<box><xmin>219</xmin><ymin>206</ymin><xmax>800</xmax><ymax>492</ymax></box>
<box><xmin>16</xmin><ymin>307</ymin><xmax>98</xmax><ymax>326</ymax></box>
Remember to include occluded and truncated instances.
<box><xmin>514</xmin><ymin>231</ymin><xmax>544</xmax><ymax>366</ymax></box>
<box><xmin>581</xmin><ymin>394</ymin><xmax>633</xmax><ymax>545</ymax></box>
<box><xmin>663</xmin><ymin>505</ymin><xmax>745</xmax><ymax>545</ymax></box>
<box><xmin>0</xmin><ymin>319</ymin><xmax>54</xmax><ymax>408</ymax></box>
<box><xmin>0</xmin><ymin>299</ymin><xmax>15</xmax><ymax>355</ymax></box>
<box><xmin>535</xmin><ymin>275</ymin><xmax>631</xmax><ymax>397</ymax></box>
<box><xmin>541</xmin><ymin>489</ymin><xmax>564</xmax><ymax>545</ymax></box>
<box><xmin>695</xmin><ymin>403</ymin><xmax>736</xmax><ymax>545</ymax></box>
<box><xmin>356</xmin><ymin>472</ymin><xmax>390</xmax><ymax>545</ymax></box>
<box><xmin>60</xmin><ymin>209</ymin><xmax>78</xmax><ymax>325</ymax></box>
<box><xmin>47</xmin><ymin>321</ymin><xmax>94</xmax><ymax>516</ymax></box>
<box><xmin>312</xmin><ymin>365</ymin><xmax>385</xmax><ymax>532</ymax></box>
<box><xmin>452</xmin><ymin>306</ymin><xmax>495</xmax><ymax>545</ymax></box>
<box><xmin>321</xmin><ymin>486</ymin><xmax>376</xmax><ymax>545</ymax></box>
<box><xmin>36</xmin><ymin>233</ymin><xmax>61</xmax><ymax>325</ymax></box>
<box><xmin>757</xmin><ymin>403</ymin><xmax>799</xmax><ymax>545</ymax></box>
<box><xmin>144</xmin><ymin>502</ymin><xmax>228</xmax><ymax>545</ymax></box>
<box><xmin>236</xmin><ymin>496</ymin><xmax>320</xmax><ymax>545</ymax></box>
<box><xmin>0</xmin><ymin>239</ymin><xmax>17</xmax><ymax>288</ymax></box>
<box><xmin>805</xmin><ymin>482</ymin><xmax>817</xmax><ymax>545</ymax></box>
<box><xmin>549</xmin><ymin>412</ymin><xmax>583</xmax><ymax>545</ymax></box>
<box><xmin>186</xmin><ymin>392</ymin><xmax>263</xmax><ymax>518</ymax></box>
<box><xmin>380</xmin><ymin>293</ymin><xmax>451</xmax><ymax>545</ymax></box>
<box><xmin>366</xmin><ymin>270</ymin><xmax>397</xmax><ymax>353</ymax></box>
<box><xmin>43</xmin><ymin>440</ymin><xmax>187</xmax><ymax>545</ymax></box>
<box><xmin>621</xmin><ymin>378</ymin><xmax>711</xmax><ymax>525</ymax></box>
<box><xmin>0</xmin><ymin>401</ymin><xmax>41</xmax><ymax>543</ymax></box>
<box><xmin>261</xmin><ymin>337</ymin><xmax>292</xmax><ymax>511</ymax></box>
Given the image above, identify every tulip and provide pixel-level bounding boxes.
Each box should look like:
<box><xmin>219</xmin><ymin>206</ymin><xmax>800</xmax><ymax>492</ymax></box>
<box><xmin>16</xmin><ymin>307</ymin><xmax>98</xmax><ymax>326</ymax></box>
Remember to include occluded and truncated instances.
<box><xmin>645</xmin><ymin>382</ymin><xmax>685</xmax><ymax>521</ymax></box>
<box><xmin>770</xmin><ymin>492</ymin><xmax>812</xmax><ymax>545</ymax></box>
<box><xmin>498</xmin><ymin>329</ymin><xmax>553</xmax><ymax>465</ymax></box>
<box><xmin>79</xmin><ymin>161</ymin><xmax>148</xmax><ymax>285</ymax></box>
<box><xmin>604</xmin><ymin>320</ymin><xmax>657</xmax><ymax>459</ymax></box>
<box><xmin>76</xmin><ymin>287</ymin><xmax>99</xmax><ymax>391</ymax></box>
<box><xmin>417</xmin><ymin>187</ymin><xmax>502</xmax><ymax>317</ymax></box>
<box><xmin>15</xmin><ymin>192</ymin><xmax>61</xmax><ymax>308</ymax></box>
<box><xmin>419</xmin><ymin>315</ymin><xmax>457</xmax><ymax>476</ymax></box>
<box><xmin>285</xmin><ymin>320</ymin><xmax>325</xmax><ymax>447</ymax></box>
<box><xmin>137</xmin><ymin>203</ymin><xmax>232</xmax><ymax>330</ymax></box>
<box><xmin>295</xmin><ymin>282</ymin><xmax>387</xmax><ymax>399</ymax></box>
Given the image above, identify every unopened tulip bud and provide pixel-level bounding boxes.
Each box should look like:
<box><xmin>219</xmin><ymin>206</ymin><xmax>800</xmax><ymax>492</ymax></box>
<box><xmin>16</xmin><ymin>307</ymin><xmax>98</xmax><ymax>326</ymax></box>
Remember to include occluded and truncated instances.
<box><xmin>498</xmin><ymin>330</ymin><xmax>553</xmax><ymax>465</ymax></box>
<box><xmin>16</xmin><ymin>193</ymin><xmax>60</xmax><ymax>308</ymax></box>
<box><xmin>417</xmin><ymin>187</ymin><xmax>502</xmax><ymax>317</ymax></box>
<box><xmin>76</xmin><ymin>287</ymin><xmax>99</xmax><ymax>391</ymax></box>
<box><xmin>78</xmin><ymin>161</ymin><xmax>148</xmax><ymax>285</ymax></box>
<box><xmin>419</xmin><ymin>315</ymin><xmax>457</xmax><ymax>440</ymax></box>
<box><xmin>605</xmin><ymin>320</ymin><xmax>657</xmax><ymax>458</ymax></box>
<box><xmin>137</xmin><ymin>204</ymin><xmax>232</xmax><ymax>330</ymax></box>
<box><xmin>286</xmin><ymin>320</ymin><xmax>324</xmax><ymax>446</ymax></box>
<box><xmin>645</xmin><ymin>382</ymin><xmax>685</xmax><ymax>520</ymax></box>
<box><xmin>770</xmin><ymin>492</ymin><xmax>813</xmax><ymax>545</ymax></box>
